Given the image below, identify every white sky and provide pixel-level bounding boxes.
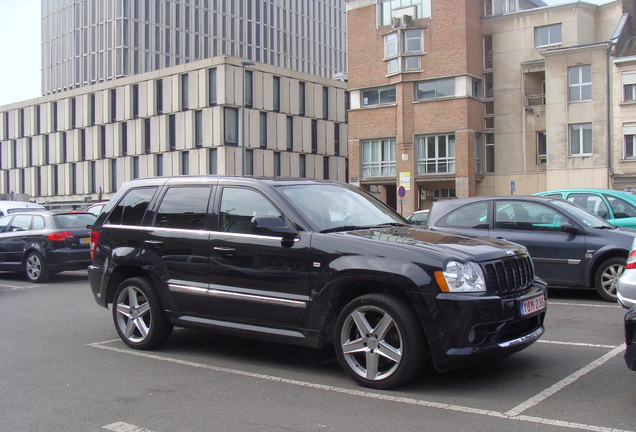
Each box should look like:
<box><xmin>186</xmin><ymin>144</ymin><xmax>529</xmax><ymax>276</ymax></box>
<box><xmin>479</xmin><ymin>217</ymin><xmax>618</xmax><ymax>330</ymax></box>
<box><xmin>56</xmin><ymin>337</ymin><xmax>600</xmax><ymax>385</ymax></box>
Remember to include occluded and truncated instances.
<box><xmin>0</xmin><ymin>0</ymin><xmax>610</xmax><ymax>108</ymax></box>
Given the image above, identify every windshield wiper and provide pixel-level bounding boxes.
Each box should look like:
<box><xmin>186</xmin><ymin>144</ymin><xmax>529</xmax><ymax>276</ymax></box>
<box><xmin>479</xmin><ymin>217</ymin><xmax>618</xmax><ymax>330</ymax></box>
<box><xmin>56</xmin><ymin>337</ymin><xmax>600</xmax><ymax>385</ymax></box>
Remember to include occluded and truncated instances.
<box><xmin>320</xmin><ymin>222</ymin><xmax>407</xmax><ymax>233</ymax></box>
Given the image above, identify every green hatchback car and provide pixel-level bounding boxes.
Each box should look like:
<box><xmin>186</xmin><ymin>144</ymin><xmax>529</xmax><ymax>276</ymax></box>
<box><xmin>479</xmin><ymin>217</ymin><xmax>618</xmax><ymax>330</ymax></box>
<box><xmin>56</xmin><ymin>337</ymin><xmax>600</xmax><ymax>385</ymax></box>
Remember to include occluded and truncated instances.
<box><xmin>534</xmin><ymin>189</ymin><xmax>636</xmax><ymax>228</ymax></box>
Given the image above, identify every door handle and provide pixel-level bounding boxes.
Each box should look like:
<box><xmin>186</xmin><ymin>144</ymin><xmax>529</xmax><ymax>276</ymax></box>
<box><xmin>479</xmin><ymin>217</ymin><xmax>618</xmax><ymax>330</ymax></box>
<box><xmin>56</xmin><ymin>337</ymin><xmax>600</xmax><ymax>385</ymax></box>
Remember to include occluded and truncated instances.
<box><xmin>213</xmin><ymin>246</ymin><xmax>236</xmax><ymax>256</ymax></box>
<box><xmin>144</xmin><ymin>240</ymin><xmax>163</xmax><ymax>246</ymax></box>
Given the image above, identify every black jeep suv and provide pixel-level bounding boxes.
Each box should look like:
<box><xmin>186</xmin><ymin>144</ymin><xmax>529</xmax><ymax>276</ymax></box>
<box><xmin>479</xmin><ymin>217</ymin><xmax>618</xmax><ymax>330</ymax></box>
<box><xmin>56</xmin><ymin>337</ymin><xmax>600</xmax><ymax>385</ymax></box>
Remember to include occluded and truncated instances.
<box><xmin>89</xmin><ymin>176</ymin><xmax>547</xmax><ymax>389</ymax></box>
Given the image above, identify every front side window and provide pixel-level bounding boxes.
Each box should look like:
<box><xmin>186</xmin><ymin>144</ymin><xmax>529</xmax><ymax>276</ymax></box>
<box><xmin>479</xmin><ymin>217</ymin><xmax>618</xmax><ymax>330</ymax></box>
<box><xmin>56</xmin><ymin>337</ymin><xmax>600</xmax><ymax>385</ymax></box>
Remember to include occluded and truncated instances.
<box><xmin>495</xmin><ymin>201</ymin><xmax>568</xmax><ymax>231</ymax></box>
<box><xmin>154</xmin><ymin>186</ymin><xmax>211</xmax><ymax>230</ymax></box>
<box><xmin>535</xmin><ymin>24</ymin><xmax>562</xmax><ymax>47</ymax></box>
<box><xmin>219</xmin><ymin>187</ymin><xmax>282</xmax><ymax>234</ymax></box>
<box><xmin>106</xmin><ymin>187</ymin><xmax>158</xmax><ymax>226</ymax></box>
<box><xmin>415</xmin><ymin>78</ymin><xmax>454</xmax><ymax>100</ymax></box>
<box><xmin>416</xmin><ymin>134</ymin><xmax>455</xmax><ymax>174</ymax></box>
<box><xmin>362</xmin><ymin>86</ymin><xmax>396</xmax><ymax>107</ymax></box>
<box><xmin>570</xmin><ymin>123</ymin><xmax>592</xmax><ymax>156</ymax></box>
<box><xmin>568</xmin><ymin>65</ymin><xmax>591</xmax><ymax>102</ymax></box>
<box><xmin>362</xmin><ymin>139</ymin><xmax>396</xmax><ymax>178</ymax></box>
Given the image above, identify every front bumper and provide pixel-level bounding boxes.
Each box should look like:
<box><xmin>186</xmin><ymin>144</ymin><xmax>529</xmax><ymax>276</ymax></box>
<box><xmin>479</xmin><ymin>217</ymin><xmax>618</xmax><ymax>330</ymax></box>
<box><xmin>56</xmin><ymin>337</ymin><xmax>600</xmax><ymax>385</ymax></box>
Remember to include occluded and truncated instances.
<box><xmin>412</xmin><ymin>284</ymin><xmax>547</xmax><ymax>372</ymax></box>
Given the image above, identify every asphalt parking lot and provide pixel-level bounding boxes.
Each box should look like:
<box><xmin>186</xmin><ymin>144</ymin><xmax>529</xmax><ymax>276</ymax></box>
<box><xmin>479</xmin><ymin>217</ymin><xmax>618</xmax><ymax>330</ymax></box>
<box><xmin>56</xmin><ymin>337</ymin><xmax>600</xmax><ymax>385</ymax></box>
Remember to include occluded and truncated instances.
<box><xmin>1</xmin><ymin>271</ymin><xmax>633</xmax><ymax>432</ymax></box>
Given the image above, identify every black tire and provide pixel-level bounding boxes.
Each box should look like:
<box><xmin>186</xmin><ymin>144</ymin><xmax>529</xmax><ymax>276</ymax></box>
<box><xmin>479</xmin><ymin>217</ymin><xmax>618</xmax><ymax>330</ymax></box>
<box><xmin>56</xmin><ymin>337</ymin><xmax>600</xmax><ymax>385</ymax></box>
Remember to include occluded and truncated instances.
<box><xmin>112</xmin><ymin>277</ymin><xmax>173</xmax><ymax>349</ymax></box>
<box><xmin>25</xmin><ymin>251</ymin><xmax>50</xmax><ymax>283</ymax></box>
<box><xmin>594</xmin><ymin>257</ymin><xmax>625</xmax><ymax>302</ymax></box>
<box><xmin>334</xmin><ymin>293</ymin><xmax>427</xmax><ymax>389</ymax></box>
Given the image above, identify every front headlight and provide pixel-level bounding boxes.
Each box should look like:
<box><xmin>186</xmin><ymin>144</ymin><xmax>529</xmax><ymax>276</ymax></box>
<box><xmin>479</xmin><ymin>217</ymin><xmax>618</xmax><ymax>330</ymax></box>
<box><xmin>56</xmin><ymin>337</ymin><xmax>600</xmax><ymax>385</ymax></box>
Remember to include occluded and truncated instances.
<box><xmin>435</xmin><ymin>260</ymin><xmax>486</xmax><ymax>293</ymax></box>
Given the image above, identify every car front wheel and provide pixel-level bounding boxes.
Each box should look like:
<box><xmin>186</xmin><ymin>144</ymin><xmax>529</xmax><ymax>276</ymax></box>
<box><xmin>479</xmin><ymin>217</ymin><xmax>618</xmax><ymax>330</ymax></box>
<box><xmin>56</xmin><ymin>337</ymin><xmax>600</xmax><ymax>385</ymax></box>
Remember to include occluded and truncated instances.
<box><xmin>25</xmin><ymin>251</ymin><xmax>50</xmax><ymax>283</ymax></box>
<box><xmin>595</xmin><ymin>257</ymin><xmax>625</xmax><ymax>302</ymax></box>
<box><xmin>334</xmin><ymin>293</ymin><xmax>426</xmax><ymax>389</ymax></box>
<box><xmin>112</xmin><ymin>277</ymin><xmax>173</xmax><ymax>349</ymax></box>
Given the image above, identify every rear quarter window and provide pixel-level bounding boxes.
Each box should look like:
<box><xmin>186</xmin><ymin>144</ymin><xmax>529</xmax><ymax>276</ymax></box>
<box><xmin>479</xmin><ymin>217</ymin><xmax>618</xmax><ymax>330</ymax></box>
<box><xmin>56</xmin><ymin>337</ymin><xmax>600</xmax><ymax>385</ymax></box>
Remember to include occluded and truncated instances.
<box><xmin>438</xmin><ymin>202</ymin><xmax>489</xmax><ymax>229</ymax></box>
<box><xmin>106</xmin><ymin>187</ymin><xmax>158</xmax><ymax>226</ymax></box>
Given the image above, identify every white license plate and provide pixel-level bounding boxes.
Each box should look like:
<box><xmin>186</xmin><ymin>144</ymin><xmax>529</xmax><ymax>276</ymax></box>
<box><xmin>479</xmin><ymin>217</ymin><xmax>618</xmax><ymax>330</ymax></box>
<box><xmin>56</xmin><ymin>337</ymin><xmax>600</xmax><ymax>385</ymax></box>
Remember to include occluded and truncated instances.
<box><xmin>520</xmin><ymin>294</ymin><xmax>546</xmax><ymax>317</ymax></box>
<box><xmin>79</xmin><ymin>237</ymin><xmax>90</xmax><ymax>244</ymax></box>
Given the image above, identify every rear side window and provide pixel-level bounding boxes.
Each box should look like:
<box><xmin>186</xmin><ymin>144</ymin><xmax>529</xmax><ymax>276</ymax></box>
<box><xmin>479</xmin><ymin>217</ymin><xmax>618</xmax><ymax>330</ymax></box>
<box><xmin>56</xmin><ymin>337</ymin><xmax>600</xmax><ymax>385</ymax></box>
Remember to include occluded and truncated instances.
<box><xmin>154</xmin><ymin>187</ymin><xmax>211</xmax><ymax>230</ymax></box>
<box><xmin>106</xmin><ymin>187</ymin><xmax>157</xmax><ymax>226</ymax></box>
<box><xmin>437</xmin><ymin>202</ymin><xmax>489</xmax><ymax>229</ymax></box>
<box><xmin>605</xmin><ymin>195</ymin><xmax>636</xmax><ymax>219</ymax></box>
<box><xmin>10</xmin><ymin>215</ymin><xmax>33</xmax><ymax>231</ymax></box>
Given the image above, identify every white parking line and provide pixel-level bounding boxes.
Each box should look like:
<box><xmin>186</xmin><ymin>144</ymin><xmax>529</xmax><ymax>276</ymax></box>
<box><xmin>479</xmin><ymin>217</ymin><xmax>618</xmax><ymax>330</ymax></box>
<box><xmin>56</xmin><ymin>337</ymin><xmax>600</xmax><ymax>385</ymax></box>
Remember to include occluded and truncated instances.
<box><xmin>539</xmin><ymin>340</ymin><xmax>618</xmax><ymax>349</ymax></box>
<box><xmin>505</xmin><ymin>344</ymin><xmax>624</xmax><ymax>417</ymax></box>
<box><xmin>548</xmin><ymin>301</ymin><xmax>623</xmax><ymax>309</ymax></box>
<box><xmin>103</xmin><ymin>421</ymin><xmax>155</xmax><ymax>432</ymax></box>
<box><xmin>88</xmin><ymin>340</ymin><xmax>633</xmax><ymax>432</ymax></box>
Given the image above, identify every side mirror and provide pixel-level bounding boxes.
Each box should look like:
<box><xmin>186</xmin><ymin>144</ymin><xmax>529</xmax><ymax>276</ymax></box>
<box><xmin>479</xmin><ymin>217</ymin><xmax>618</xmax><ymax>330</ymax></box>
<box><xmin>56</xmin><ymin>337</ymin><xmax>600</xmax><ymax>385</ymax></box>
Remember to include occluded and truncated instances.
<box><xmin>560</xmin><ymin>223</ymin><xmax>580</xmax><ymax>235</ymax></box>
<box><xmin>251</xmin><ymin>216</ymin><xmax>298</xmax><ymax>240</ymax></box>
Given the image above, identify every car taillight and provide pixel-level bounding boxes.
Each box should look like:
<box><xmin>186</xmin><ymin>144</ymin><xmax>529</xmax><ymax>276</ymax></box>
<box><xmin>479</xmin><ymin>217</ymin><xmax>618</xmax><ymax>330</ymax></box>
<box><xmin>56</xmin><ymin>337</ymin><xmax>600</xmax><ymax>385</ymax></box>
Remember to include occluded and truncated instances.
<box><xmin>90</xmin><ymin>231</ymin><xmax>100</xmax><ymax>260</ymax></box>
<box><xmin>47</xmin><ymin>231</ymin><xmax>74</xmax><ymax>241</ymax></box>
<box><xmin>627</xmin><ymin>250</ymin><xmax>636</xmax><ymax>270</ymax></box>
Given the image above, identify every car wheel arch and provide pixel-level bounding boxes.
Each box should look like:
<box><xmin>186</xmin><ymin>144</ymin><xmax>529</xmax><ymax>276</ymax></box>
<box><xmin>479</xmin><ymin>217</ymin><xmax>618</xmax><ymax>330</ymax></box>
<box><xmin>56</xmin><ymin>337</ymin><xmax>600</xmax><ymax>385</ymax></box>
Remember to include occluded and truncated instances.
<box><xmin>588</xmin><ymin>250</ymin><xmax>628</xmax><ymax>287</ymax></box>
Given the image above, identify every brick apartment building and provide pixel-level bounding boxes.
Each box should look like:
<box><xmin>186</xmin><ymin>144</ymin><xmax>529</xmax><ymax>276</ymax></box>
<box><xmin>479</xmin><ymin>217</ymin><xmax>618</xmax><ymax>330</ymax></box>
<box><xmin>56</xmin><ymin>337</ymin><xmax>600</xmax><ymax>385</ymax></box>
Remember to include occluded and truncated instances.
<box><xmin>346</xmin><ymin>0</ymin><xmax>636</xmax><ymax>215</ymax></box>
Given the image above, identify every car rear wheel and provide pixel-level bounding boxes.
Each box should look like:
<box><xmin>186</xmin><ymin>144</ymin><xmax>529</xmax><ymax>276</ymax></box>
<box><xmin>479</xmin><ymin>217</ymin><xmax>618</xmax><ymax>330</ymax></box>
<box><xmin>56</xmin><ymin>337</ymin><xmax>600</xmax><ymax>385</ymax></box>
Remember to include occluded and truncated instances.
<box><xmin>112</xmin><ymin>277</ymin><xmax>173</xmax><ymax>349</ymax></box>
<box><xmin>25</xmin><ymin>251</ymin><xmax>50</xmax><ymax>283</ymax></box>
<box><xmin>595</xmin><ymin>257</ymin><xmax>625</xmax><ymax>302</ymax></box>
<box><xmin>334</xmin><ymin>293</ymin><xmax>426</xmax><ymax>389</ymax></box>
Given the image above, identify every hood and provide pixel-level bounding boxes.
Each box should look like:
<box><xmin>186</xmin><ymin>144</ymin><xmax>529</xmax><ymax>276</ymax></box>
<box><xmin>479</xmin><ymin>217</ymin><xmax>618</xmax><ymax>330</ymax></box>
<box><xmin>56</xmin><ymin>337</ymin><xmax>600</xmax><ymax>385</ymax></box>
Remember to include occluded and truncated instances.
<box><xmin>341</xmin><ymin>226</ymin><xmax>527</xmax><ymax>262</ymax></box>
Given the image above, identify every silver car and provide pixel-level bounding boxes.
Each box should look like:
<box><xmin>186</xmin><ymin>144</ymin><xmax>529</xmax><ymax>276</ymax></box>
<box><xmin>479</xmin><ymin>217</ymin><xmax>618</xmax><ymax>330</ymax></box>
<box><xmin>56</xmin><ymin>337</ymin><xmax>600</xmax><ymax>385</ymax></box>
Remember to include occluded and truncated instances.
<box><xmin>618</xmin><ymin>237</ymin><xmax>636</xmax><ymax>308</ymax></box>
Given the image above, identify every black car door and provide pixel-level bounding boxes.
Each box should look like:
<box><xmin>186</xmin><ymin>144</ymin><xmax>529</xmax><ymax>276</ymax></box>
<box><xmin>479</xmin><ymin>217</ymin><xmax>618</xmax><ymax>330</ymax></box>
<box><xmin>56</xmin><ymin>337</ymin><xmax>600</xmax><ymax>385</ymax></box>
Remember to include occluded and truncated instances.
<box><xmin>2</xmin><ymin>215</ymin><xmax>34</xmax><ymax>264</ymax></box>
<box><xmin>490</xmin><ymin>200</ymin><xmax>587</xmax><ymax>287</ymax></box>
<box><xmin>205</xmin><ymin>185</ymin><xmax>311</xmax><ymax>330</ymax></box>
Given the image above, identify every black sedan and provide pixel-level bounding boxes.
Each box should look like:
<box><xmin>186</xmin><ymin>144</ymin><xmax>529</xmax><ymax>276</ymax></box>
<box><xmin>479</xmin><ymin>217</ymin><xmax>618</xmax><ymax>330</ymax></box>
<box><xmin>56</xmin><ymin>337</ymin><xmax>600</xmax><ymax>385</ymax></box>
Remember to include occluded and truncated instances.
<box><xmin>0</xmin><ymin>211</ymin><xmax>96</xmax><ymax>282</ymax></box>
<box><xmin>427</xmin><ymin>196</ymin><xmax>636</xmax><ymax>301</ymax></box>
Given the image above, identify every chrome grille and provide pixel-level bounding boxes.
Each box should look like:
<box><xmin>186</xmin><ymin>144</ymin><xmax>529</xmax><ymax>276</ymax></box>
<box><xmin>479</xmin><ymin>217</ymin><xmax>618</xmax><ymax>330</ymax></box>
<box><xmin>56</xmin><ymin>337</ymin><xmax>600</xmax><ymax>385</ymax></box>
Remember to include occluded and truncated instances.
<box><xmin>484</xmin><ymin>255</ymin><xmax>534</xmax><ymax>294</ymax></box>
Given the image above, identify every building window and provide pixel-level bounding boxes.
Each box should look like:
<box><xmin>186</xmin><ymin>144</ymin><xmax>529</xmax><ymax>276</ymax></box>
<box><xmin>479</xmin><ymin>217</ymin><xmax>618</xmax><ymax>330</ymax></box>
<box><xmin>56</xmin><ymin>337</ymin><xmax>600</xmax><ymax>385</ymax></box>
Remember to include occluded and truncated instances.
<box><xmin>111</xmin><ymin>159</ymin><xmax>117</xmax><ymax>192</ymax></box>
<box><xmin>144</xmin><ymin>118</ymin><xmax>151</xmax><ymax>154</ymax></box>
<box><xmin>403</xmin><ymin>56</ymin><xmax>420</xmax><ymax>71</ymax></box>
<box><xmin>537</xmin><ymin>131</ymin><xmax>547</xmax><ymax>165</ymax></box>
<box><xmin>245</xmin><ymin>149</ymin><xmax>254</xmax><ymax>175</ymax></box>
<box><xmin>181</xmin><ymin>73</ymin><xmax>189</xmax><ymax>110</ymax></box>
<box><xmin>274</xmin><ymin>152</ymin><xmax>281</xmax><ymax>176</ymax></box>
<box><xmin>299</xmin><ymin>154</ymin><xmax>306</xmax><ymax>178</ymax></box>
<box><xmin>244</xmin><ymin>70</ymin><xmax>253</xmax><ymax>108</ymax></box>
<box><xmin>379</xmin><ymin>0</ymin><xmax>431</xmax><ymax>26</ymax></box>
<box><xmin>286</xmin><ymin>116</ymin><xmax>293</xmax><ymax>151</ymax></box>
<box><xmin>570</xmin><ymin>123</ymin><xmax>592</xmax><ymax>156</ymax></box>
<box><xmin>110</xmin><ymin>89</ymin><xmax>117</xmax><ymax>122</ymax></box>
<box><xmin>273</xmin><ymin>76</ymin><xmax>281</xmax><ymax>112</ymax></box>
<box><xmin>569</xmin><ymin>65</ymin><xmax>591</xmax><ymax>102</ymax></box>
<box><xmin>486</xmin><ymin>133</ymin><xmax>495</xmax><ymax>173</ymax></box>
<box><xmin>416</xmin><ymin>134</ymin><xmax>455</xmax><ymax>174</ymax></box>
<box><xmin>181</xmin><ymin>151</ymin><xmax>189</xmax><ymax>175</ymax></box>
<box><xmin>387</xmin><ymin>58</ymin><xmax>399</xmax><ymax>74</ymax></box>
<box><xmin>415</xmin><ymin>78</ymin><xmax>454</xmax><ymax>100</ymax></box>
<box><xmin>133</xmin><ymin>156</ymin><xmax>140</xmax><ymax>179</ymax></box>
<box><xmin>403</xmin><ymin>29</ymin><xmax>422</xmax><ymax>53</ymax></box>
<box><xmin>224</xmin><ymin>107</ymin><xmax>239</xmax><ymax>145</ymax></box>
<box><xmin>484</xmin><ymin>35</ymin><xmax>493</xmax><ymax>70</ymax></box>
<box><xmin>299</xmin><ymin>81</ymin><xmax>306</xmax><ymax>116</ymax></box>
<box><xmin>323</xmin><ymin>156</ymin><xmax>330</xmax><ymax>180</ymax></box>
<box><xmin>195</xmin><ymin>110</ymin><xmax>203</xmax><ymax>148</ymax></box>
<box><xmin>156</xmin><ymin>154</ymin><xmax>164</xmax><ymax>176</ymax></box>
<box><xmin>121</xmin><ymin>122</ymin><xmax>128</xmax><ymax>156</ymax></box>
<box><xmin>535</xmin><ymin>24</ymin><xmax>562</xmax><ymax>47</ymax></box>
<box><xmin>362</xmin><ymin>139</ymin><xmax>396</xmax><ymax>178</ymax></box>
<box><xmin>132</xmin><ymin>84</ymin><xmax>139</xmax><ymax>119</ymax></box>
<box><xmin>623</xmin><ymin>71</ymin><xmax>636</xmax><ymax>102</ymax></box>
<box><xmin>362</xmin><ymin>86</ymin><xmax>396</xmax><ymax>107</ymax></box>
<box><xmin>156</xmin><ymin>79</ymin><xmax>163</xmax><ymax>115</ymax></box>
<box><xmin>208</xmin><ymin>68</ymin><xmax>217</xmax><ymax>106</ymax></box>
<box><xmin>311</xmin><ymin>120</ymin><xmax>318</xmax><ymax>154</ymax></box>
<box><xmin>334</xmin><ymin>124</ymin><xmax>340</xmax><ymax>156</ymax></box>
<box><xmin>169</xmin><ymin>114</ymin><xmax>176</xmax><ymax>151</ymax></box>
<box><xmin>259</xmin><ymin>112</ymin><xmax>268</xmax><ymax>149</ymax></box>
<box><xmin>323</xmin><ymin>86</ymin><xmax>329</xmax><ymax>120</ymax></box>
<box><xmin>624</xmin><ymin>124</ymin><xmax>636</xmax><ymax>158</ymax></box>
<box><xmin>209</xmin><ymin>148</ymin><xmax>217</xmax><ymax>174</ymax></box>
<box><xmin>385</xmin><ymin>32</ymin><xmax>398</xmax><ymax>58</ymax></box>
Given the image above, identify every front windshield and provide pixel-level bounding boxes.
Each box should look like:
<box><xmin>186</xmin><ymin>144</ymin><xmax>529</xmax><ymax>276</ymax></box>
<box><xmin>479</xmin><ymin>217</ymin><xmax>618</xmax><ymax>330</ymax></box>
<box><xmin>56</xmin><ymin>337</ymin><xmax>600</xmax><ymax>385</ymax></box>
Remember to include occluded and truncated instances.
<box><xmin>551</xmin><ymin>199</ymin><xmax>614</xmax><ymax>228</ymax></box>
<box><xmin>278</xmin><ymin>183</ymin><xmax>405</xmax><ymax>231</ymax></box>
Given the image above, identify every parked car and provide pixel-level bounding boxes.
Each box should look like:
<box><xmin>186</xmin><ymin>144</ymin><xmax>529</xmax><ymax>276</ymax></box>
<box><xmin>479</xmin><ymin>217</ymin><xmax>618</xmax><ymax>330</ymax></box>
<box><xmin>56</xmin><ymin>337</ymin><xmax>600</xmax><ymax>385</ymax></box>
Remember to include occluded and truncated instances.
<box><xmin>534</xmin><ymin>188</ymin><xmax>636</xmax><ymax>229</ymax></box>
<box><xmin>0</xmin><ymin>200</ymin><xmax>46</xmax><ymax>217</ymax></box>
<box><xmin>617</xmin><ymin>238</ymin><xmax>636</xmax><ymax>309</ymax></box>
<box><xmin>625</xmin><ymin>306</ymin><xmax>636</xmax><ymax>371</ymax></box>
<box><xmin>0</xmin><ymin>211</ymin><xmax>96</xmax><ymax>282</ymax></box>
<box><xmin>406</xmin><ymin>209</ymin><xmax>429</xmax><ymax>226</ymax></box>
<box><xmin>83</xmin><ymin>201</ymin><xmax>108</xmax><ymax>215</ymax></box>
<box><xmin>427</xmin><ymin>195</ymin><xmax>636</xmax><ymax>302</ymax></box>
<box><xmin>89</xmin><ymin>176</ymin><xmax>547</xmax><ymax>389</ymax></box>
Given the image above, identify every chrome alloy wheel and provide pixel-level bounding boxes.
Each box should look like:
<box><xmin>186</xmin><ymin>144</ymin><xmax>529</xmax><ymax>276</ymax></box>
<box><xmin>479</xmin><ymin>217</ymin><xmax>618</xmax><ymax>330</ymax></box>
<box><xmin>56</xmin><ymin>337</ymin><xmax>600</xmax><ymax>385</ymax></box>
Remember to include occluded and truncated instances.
<box><xmin>599</xmin><ymin>261</ymin><xmax>624</xmax><ymax>300</ymax></box>
<box><xmin>115</xmin><ymin>284</ymin><xmax>153</xmax><ymax>344</ymax></box>
<box><xmin>339</xmin><ymin>305</ymin><xmax>404</xmax><ymax>381</ymax></box>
